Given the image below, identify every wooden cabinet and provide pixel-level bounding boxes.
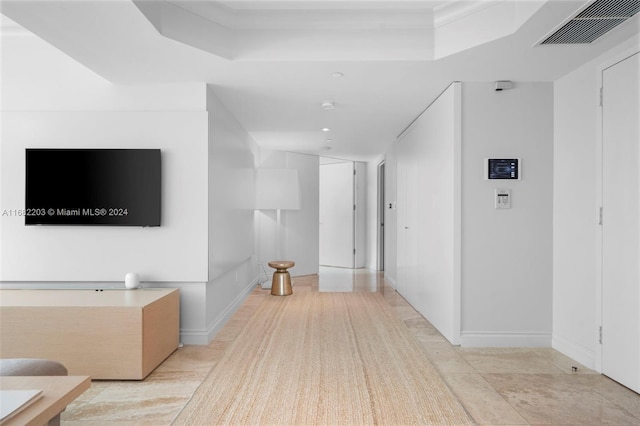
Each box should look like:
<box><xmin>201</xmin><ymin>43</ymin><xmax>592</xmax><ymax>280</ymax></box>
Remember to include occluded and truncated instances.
<box><xmin>0</xmin><ymin>288</ymin><xmax>179</xmax><ymax>380</ymax></box>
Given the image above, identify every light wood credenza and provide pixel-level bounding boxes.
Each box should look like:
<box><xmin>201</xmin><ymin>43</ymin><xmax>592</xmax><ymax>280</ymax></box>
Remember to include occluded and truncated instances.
<box><xmin>0</xmin><ymin>288</ymin><xmax>179</xmax><ymax>380</ymax></box>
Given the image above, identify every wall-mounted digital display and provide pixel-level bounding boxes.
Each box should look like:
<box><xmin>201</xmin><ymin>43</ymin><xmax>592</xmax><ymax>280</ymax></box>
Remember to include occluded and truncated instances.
<box><xmin>25</xmin><ymin>149</ymin><xmax>161</xmax><ymax>226</ymax></box>
<box><xmin>486</xmin><ymin>158</ymin><xmax>520</xmax><ymax>180</ymax></box>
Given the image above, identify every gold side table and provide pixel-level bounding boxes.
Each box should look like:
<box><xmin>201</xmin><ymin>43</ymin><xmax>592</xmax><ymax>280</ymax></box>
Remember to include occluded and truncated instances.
<box><xmin>268</xmin><ymin>261</ymin><xmax>295</xmax><ymax>296</ymax></box>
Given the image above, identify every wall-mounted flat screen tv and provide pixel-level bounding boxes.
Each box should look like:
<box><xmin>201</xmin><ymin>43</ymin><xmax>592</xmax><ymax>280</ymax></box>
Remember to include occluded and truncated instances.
<box><xmin>25</xmin><ymin>149</ymin><xmax>161</xmax><ymax>226</ymax></box>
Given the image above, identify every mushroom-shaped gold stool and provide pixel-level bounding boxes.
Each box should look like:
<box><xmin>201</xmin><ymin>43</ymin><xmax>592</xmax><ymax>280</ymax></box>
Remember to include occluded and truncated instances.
<box><xmin>268</xmin><ymin>260</ymin><xmax>295</xmax><ymax>296</ymax></box>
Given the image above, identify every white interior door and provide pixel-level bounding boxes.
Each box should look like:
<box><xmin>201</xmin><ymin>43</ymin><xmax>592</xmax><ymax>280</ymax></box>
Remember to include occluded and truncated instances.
<box><xmin>601</xmin><ymin>52</ymin><xmax>640</xmax><ymax>393</ymax></box>
<box><xmin>396</xmin><ymin>139</ymin><xmax>418</xmax><ymax>300</ymax></box>
<box><xmin>377</xmin><ymin>161</ymin><xmax>385</xmax><ymax>271</ymax></box>
<box><xmin>396</xmin><ymin>144</ymin><xmax>408</xmax><ymax>296</ymax></box>
<box><xmin>354</xmin><ymin>162</ymin><xmax>366</xmax><ymax>268</ymax></box>
<box><xmin>319</xmin><ymin>161</ymin><xmax>354</xmax><ymax>268</ymax></box>
<box><xmin>404</xmin><ymin>148</ymin><xmax>419</xmax><ymax>302</ymax></box>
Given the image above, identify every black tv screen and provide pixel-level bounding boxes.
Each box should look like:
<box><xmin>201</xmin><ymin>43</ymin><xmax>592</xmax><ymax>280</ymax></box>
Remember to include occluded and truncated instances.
<box><xmin>25</xmin><ymin>149</ymin><xmax>161</xmax><ymax>226</ymax></box>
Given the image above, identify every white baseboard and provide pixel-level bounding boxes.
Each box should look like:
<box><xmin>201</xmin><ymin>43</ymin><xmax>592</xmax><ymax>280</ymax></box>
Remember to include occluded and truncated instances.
<box><xmin>385</xmin><ymin>275</ymin><xmax>397</xmax><ymax>288</ymax></box>
<box><xmin>179</xmin><ymin>329</ymin><xmax>211</xmax><ymax>346</ymax></box>
<box><xmin>206</xmin><ymin>276</ymin><xmax>259</xmax><ymax>343</ymax></box>
<box><xmin>460</xmin><ymin>331</ymin><xmax>552</xmax><ymax>347</ymax></box>
<box><xmin>552</xmin><ymin>334</ymin><xmax>596</xmax><ymax>369</ymax></box>
<box><xmin>180</xmin><ymin>275</ymin><xmax>259</xmax><ymax>345</ymax></box>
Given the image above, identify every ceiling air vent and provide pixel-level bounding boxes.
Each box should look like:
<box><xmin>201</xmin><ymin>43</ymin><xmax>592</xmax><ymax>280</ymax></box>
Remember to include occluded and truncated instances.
<box><xmin>540</xmin><ymin>0</ymin><xmax>640</xmax><ymax>45</ymax></box>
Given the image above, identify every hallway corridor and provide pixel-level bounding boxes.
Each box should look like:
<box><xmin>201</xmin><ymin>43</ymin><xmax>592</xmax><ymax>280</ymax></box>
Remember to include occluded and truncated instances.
<box><xmin>62</xmin><ymin>269</ymin><xmax>640</xmax><ymax>425</ymax></box>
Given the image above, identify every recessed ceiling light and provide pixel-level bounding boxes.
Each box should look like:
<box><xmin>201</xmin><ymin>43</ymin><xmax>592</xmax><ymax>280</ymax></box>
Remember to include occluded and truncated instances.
<box><xmin>325</xmin><ymin>139</ymin><xmax>333</xmax><ymax>143</ymax></box>
<box><xmin>321</xmin><ymin>101</ymin><xmax>334</xmax><ymax>110</ymax></box>
<box><xmin>331</xmin><ymin>72</ymin><xmax>344</xmax><ymax>78</ymax></box>
<box><xmin>321</xmin><ymin>127</ymin><xmax>331</xmax><ymax>132</ymax></box>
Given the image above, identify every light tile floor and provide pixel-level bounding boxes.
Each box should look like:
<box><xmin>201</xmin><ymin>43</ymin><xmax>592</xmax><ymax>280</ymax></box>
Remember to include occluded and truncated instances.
<box><xmin>62</xmin><ymin>268</ymin><xmax>640</xmax><ymax>425</ymax></box>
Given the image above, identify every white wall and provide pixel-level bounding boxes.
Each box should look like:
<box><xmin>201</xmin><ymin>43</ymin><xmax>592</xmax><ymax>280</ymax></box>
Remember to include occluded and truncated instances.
<box><xmin>553</xmin><ymin>37</ymin><xmax>640</xmax><ymax>368</ymax></box>
<box><xmin>0</xmin><ymin>29</ymin><xmax>210</xmax><ymax>283</ymax></box>
<box><xmin>393</xmin><ymin>83</ymin><xmax>461</xmax><ymax>344</ymax></box>
<box><xmin>460</xmin><ymin>82</ymin><xmax>553</xmax><ymax>347</ymax></box>
<box><xmin>203</xmin><ymin>87</ymin><xmax>258</xmax><ymax>344</ymax></box>
<box><xmin>207</xmin><ymin>87</ymin><xmax>256</xmax><ymax>280</ymax></box>
<box><xmin>256</xmin><ymin>150</ymin><xmax>319</xmax><ymax>278</ymax></box>
<box><xmin>0</xmin><ymin>26</ymin><xmax>260</xmax><ymax>345</ymax></box>
<box><xmin>0</xmin><ymin>111</ymin><xmax>209</xmax><ymax>282</ymax></box>
<box><xmin>386</xmin><ymin>82</ymin><xmax>553</xmax><ymax>347</ymax></box>
<box><xmin>284</xmin><ymin>152</ymin><xmax>320</xmax><ymax>276</ymax></box>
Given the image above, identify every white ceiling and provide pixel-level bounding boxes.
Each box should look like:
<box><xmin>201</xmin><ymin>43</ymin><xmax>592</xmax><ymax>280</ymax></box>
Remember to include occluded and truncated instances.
<box><xmin>2</xmin><ymin>0</ymin><xmax>639</xmax><ymax>161</ymax></box>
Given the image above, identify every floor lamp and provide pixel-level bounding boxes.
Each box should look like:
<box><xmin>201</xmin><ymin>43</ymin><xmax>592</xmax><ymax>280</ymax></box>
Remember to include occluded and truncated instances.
<box><xmin>255</xmin><ymin>168</ymin><xmax>301</xmax><ymax>286</ymax></box>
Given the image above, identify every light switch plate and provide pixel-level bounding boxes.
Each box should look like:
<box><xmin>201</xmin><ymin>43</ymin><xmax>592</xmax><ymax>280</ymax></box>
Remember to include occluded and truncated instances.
<box><xmin>495</xmin><ymin>188</ymin><xmax>511</xmax><ymax>209</ymax></box>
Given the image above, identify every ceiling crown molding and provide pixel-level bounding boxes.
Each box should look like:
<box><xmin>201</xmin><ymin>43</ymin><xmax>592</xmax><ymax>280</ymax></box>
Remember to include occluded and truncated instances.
<box><xmin>433</xmin><ymin>0</ymin><xmax>501</xmax><ymax>27</ymax></box>
<box><xmin>168</xmin><ymin>0</ymin><xmax>436</xmax><ymax>30</ymax></box>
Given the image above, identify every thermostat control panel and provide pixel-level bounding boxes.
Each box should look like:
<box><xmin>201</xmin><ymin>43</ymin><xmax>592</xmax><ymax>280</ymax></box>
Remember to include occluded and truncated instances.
<box><xmin>485</xmin><ymin>158</ymin><xmax>520</xmax><ymax>180</ymax></box>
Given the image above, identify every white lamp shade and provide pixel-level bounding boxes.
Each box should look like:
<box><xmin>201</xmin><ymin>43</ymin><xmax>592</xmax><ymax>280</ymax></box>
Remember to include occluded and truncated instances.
<box><xmin>255</xmin><ymin>168</ymin><xmax>301</xmax><ymax>210</ymax></box>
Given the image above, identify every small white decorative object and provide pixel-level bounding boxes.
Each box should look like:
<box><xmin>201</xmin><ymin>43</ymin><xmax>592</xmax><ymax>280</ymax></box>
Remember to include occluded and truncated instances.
<box><xmin>125</xmin><ymin>272</ymin><xmax>140</xmax><ymax>289</ymax></box>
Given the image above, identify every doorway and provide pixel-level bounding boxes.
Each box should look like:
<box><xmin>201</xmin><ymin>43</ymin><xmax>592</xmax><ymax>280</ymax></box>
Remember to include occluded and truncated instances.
<box><xmin>318</xmin><ymin>158</ymin><xmax>365</xmax><ymax>269</ymax></box>
<box><xmin>377</xmin><ymin>161</ymin><xmax>385</xmax><ymax>271</ymax></box>
<box><xmin>319</xmin><ymin>160</ymin><xmax>354</xmax><ymax>268</ymax></box>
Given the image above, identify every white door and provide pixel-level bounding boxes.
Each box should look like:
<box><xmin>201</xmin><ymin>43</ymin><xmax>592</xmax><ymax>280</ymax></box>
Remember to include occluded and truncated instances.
<box><xmin>396</xmin><ymin>148</ymin><xmax>409</xmax><ymax>296</ymax></box>
<box><xmin>404</xmin><ymin>147</ymin><xmax>419</xmax><ymax>303</ymax></box>
<box><xmin>354</xmin><ymin>162</ymin><xmax>367</xmax><ymax>268</ymax></box>
<box><xmin>396</xmin><ymin>138</ymin><xmax>419</xmax><ymax>300</ymax></box>
<box><xmin>601</xmin><ymin>52</ymin><xmax>640</xmax><ymax>393</ymax></box>
<box><xmin>377</xmin><ymin>162</ymin><xmax>385</xmax><ymax>271</ymax></box>
<box><xmin>319</xmin><ymin>161</ymin><xmax>354</xmax><ymax>268</ymax></box>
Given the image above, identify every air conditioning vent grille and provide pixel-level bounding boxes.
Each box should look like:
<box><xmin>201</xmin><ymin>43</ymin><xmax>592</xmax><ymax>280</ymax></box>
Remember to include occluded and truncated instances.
<box><xmin>540</xmin><ymin>0</ymin><xmax>639</xmax><ymax>45</ymax></box>
<box><xmin>575</xmin><ymin>0</ymin><xmax>639</xmax><ymax>19</ymax></box>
